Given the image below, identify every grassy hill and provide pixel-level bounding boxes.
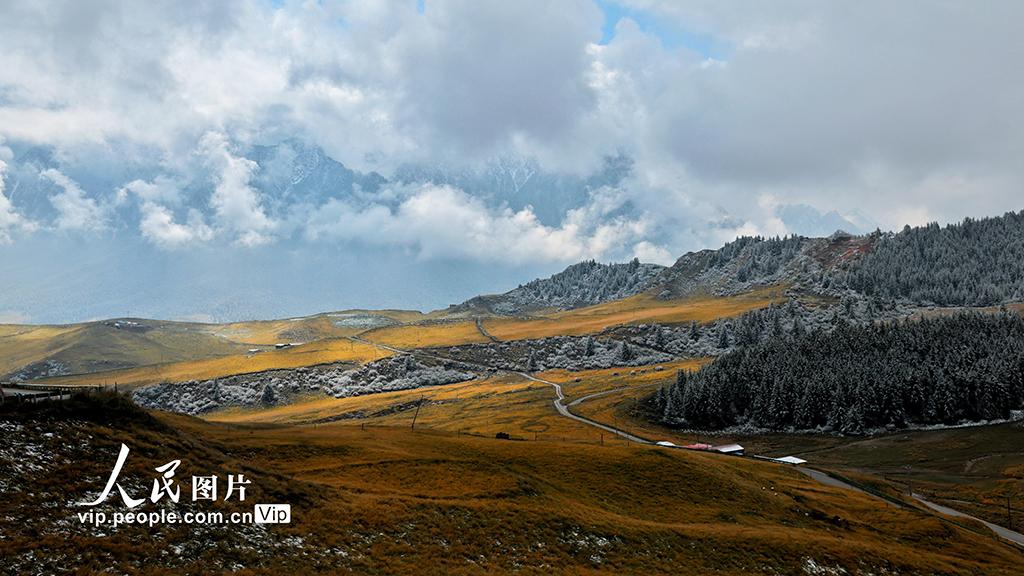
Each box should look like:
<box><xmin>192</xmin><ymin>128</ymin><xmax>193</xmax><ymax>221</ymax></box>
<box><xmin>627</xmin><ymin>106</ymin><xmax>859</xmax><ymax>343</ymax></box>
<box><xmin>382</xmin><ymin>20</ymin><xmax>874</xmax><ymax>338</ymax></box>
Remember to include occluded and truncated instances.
<box><xmin>0</xmin><ymin>311</ymin><xmax>415</xmax><ymax>385</ymax></box>
<box><xmin>0</xmin><ymin>320</ymin><xmax>254</xmax><ymax>380</ymax></box>
<box><xmin>8</xmin><ymin>286</ymin><xmax>785</xmax><ymax>395</ymax></box>
<box><xmin>31</xmin><ymin>337</ymin><xmax>393</xmax><ymax>392</ymax></box>
<box><xmin>3</xmin><ymin>392</ymin><xmax>1022</xmax><ymax>575</ymax></box>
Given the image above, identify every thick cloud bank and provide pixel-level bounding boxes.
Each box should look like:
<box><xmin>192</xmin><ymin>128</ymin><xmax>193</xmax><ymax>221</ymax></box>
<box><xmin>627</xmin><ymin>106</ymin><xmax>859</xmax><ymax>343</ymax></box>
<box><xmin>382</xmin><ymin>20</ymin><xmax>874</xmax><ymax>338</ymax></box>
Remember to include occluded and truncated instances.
<box><xmin>1</xmin><ymin>1</ymin><xmax>1022</xmax><ymax>321</ymax></box>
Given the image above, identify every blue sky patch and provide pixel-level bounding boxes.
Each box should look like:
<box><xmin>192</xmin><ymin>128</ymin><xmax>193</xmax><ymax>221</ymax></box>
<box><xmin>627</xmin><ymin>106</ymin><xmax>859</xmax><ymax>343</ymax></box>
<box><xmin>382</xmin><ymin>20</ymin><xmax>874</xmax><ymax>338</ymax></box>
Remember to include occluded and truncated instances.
<box><xmin>595</xmin><ymin>1</ymin><xmax>726</xmax><ymax>59</ymax></box>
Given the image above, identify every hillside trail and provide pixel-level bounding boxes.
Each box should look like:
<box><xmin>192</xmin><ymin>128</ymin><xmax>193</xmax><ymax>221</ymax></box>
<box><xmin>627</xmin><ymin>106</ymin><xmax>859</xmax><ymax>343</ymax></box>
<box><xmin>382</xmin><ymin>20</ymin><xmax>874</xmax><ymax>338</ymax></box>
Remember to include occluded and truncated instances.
<box><xmin>517</xmin><ymin>371</ymin><xmax>649</xmax><ymax>443</ymax></box>
<box><xmin>474</xmin><ymin>318</ymin><xmax>501</xmax><ymax>343</ymax></box>
<box><xmin>566</xmin><ymin>382</ymin><xmax>664</xmax><ymax>408</ymax></box>
<box><xmin>347</xmin><ymin>336</ymin><xmax>649</xmax><ymax>443</ymax></box>
<box><xmin>796</xmin><ymin>467</ymin><xmax>1024</xmax><ymax>548</ymax></box>
<box><xmin>911</xmin><ymin>496</ymin><xmax>1024</xmax><ymax>546</ymax></box>
<box><xmin>347</xmin><ymin>336</ymin><xmax>1024</xmax><ymax>549</ymax></box>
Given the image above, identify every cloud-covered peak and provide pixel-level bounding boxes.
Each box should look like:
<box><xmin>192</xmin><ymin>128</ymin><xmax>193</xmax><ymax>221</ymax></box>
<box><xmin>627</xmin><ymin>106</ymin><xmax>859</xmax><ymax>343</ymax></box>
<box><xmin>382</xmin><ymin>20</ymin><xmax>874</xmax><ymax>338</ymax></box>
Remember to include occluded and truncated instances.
<box><xmin>1</xmin><ymin>1</ymin><xmax>1022</xmax><ymax>321</ymax></box>
<box><xmin>39</xmin><ymin>169</ymin><xmax>109</xmax><ymax>232</ymax></box>
<box><xmin>200</xmin><ymin>132</ymin><xmax>277</xmax><ymax>246</ymax></box>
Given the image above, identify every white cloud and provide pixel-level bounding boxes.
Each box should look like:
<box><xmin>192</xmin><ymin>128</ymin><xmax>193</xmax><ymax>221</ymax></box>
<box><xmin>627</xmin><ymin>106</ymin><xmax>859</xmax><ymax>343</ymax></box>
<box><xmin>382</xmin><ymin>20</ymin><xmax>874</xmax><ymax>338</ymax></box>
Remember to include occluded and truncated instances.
<box><xmin>120</xmin><ymin>174</ymin><xmax>213</xmax><ymax>247</ymax></box>
<box><xmin>0</xmin><ymin>152</ymin><xmax>38</xmax><ymax>243</ymax></box>
<box><xmin>306</xmin><ymin>183</ymin><xmax>650</xmax><ymax>265</ymax></box>
<box><xmin>199</xmin><ymin>132</ymin><xmax>276</xmax><ymax>246</ymax></box>
<box><xmin>0</xmin><ymin>0</ymin><xmax>1022</xmax><ymax>275</ymax></box>
<box><xmin>631</xmin><ymin>241</ymin><xmax>674</xmax><ymax>265</ymax></box>
<box><xmin>118</xmin><ymin>176</ymin><xmax>183</xmax><ymax>205</ymax></box>
<box><xmin>755</xmin><ymin>193</ymin><xmax>790</xmax><ymax>237</ymax></box>
<box><xmin>139</xmin><ymin>201</ymin><xmax>213</xmax><ymax>248</ymax></box>
<box><xmin>39</xmin><ymin>168</ymin><xmax>108</xmax><ymax>231</ymax></box>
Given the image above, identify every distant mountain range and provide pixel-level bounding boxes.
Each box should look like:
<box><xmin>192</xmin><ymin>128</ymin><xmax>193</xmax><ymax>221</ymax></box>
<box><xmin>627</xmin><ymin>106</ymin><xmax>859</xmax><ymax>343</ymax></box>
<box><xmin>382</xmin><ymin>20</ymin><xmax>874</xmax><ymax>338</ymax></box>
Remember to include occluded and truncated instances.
<box><xmin>458</xmin><ymin>209</ymin><xmax>1024</xmax><ymax>315</ymax></box>
<box><xmin>775</xmin><ymin>204</ymin><xmax>877</xmax><ymax>237</ymax></box>
<box><xmin>0</xmin><ymin>139</ymin><xmax>886</xmax><ymax>323</ymax></box>
<box><xmin>5</xmin><ymin>139</ymin><xmax>873</xmax><ymax>240</ymax></box>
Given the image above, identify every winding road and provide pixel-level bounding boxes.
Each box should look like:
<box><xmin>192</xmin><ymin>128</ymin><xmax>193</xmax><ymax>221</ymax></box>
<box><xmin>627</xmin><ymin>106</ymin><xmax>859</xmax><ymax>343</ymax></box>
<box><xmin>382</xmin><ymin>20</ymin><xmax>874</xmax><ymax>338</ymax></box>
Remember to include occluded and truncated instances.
<box><xmin>348</xmin><ymin>336</ymin><xmax>652</xmax><ymax>443</ymax></box>
<box><xmin>519</xmin><ymin>372</ymin><xmax>651</xmax><ymax>443</ymax></box>
<box><xmin>913</xmin><ymin>496</ymin><xmax>1024</xmax><ymax>546</ymax></box>
<box><xmin>348</xmin><ymin>335</ymin><xmax>1024</xmax><ymax>550</ymax></box>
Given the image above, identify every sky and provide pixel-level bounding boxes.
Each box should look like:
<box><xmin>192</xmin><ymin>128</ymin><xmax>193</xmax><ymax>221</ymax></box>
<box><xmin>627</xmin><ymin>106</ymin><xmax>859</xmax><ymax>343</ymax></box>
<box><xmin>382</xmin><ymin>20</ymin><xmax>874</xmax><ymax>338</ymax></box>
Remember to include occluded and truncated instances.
<box><xmin>1</xmin><ymin>0</ymin><xmax>1023</xmax><ymax>323</ymax></box>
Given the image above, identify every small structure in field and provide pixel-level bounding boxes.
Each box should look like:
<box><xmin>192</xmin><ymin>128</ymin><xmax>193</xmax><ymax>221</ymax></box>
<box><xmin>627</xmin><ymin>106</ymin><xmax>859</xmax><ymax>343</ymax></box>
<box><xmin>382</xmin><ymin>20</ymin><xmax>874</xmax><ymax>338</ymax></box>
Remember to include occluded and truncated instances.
<box><xmin>681</xmin><ymin>442</ymin><xmax>745</xmax><ymax>456</ymax></box>
<box><xmin>682</xmin><ymin>443</ymin><xmax>716</xmax><ymax>451</ymax></box>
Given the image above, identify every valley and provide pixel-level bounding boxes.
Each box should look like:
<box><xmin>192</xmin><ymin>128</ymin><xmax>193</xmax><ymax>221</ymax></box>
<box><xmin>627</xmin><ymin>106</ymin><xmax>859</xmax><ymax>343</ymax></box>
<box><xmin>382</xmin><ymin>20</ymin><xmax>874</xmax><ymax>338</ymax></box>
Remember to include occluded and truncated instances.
<box><xmin>5</xmin><ymin>213</ymin><xmax>1024</xmax><ymax>574</ymax></box>
<box><xmin>3</xmin><ymin>392</ymin><xmax>1024</xmax><ymax>575</ymax></box>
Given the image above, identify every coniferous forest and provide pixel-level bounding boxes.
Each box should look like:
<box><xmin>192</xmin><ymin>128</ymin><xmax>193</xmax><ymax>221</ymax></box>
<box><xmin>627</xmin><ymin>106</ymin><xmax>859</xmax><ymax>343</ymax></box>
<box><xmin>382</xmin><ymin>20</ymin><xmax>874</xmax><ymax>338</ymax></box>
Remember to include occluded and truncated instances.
<box><xmin>654</xmin><ymin>310</ymin><xmax>1024</xmax><ymax>433</ymax></box>
<box><xmin>842</xmin><ymin>211</ymin><xmax>1024</xmax><ymax>306</ymax></box>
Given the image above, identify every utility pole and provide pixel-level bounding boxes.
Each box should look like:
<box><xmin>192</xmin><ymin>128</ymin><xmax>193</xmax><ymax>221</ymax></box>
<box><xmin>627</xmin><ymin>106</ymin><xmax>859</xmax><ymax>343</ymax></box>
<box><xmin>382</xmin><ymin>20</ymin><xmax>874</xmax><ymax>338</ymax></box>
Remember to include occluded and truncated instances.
<box><xmin>411</xmin><ymin>395</ymin><xmax>424</xmax><ymax>430</ymax></box>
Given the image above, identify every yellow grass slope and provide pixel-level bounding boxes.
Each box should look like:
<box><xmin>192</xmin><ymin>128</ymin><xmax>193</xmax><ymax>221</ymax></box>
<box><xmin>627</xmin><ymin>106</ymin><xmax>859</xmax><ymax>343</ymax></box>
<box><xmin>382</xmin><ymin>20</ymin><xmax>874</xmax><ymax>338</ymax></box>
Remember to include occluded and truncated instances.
<box><xmin>483</xmin><ymin>286</ymin><xmax>790</xmax><ymax>341</ymax></box>
<box><xmin>168</xmin><ymin>405</ymin><xmax>1024</xmax><ymax>574</ymax></box>
<box><xmin>207</xmin><ymin>360</ymin><xmax>694</xmax><ymax>445</ymax></box>
<box><xmin>13</xmin><ymin>392</ymin><xmax>1021</xmax><ymax>575</ymax></box>
<box><xmin>353</xmin><ymin>287</ymin><xmax>790</xmax><ymax>351</ymax></box>
<box><xmin>4</xmin><ymin>286</ymin><xmax>785</xmax><ymax>385</ymax></box>
<box><xmin>215</xmin><ymin>309</ymin><xmax>428</xmax><ymax>344</ymax></box>
<box><xmin>0</xmin><ymin>320</ymin><xmax>253</xmax><ymax>378</ymax></box>
<box><xmin>35</xmin><ymin>337</ymin><xmax>391</xmax><ymax>391</ymax></box>
<box><xmin>360</xmin><ymin>319</ymin><xmax>492</xmax><ymax>349</ymax></box>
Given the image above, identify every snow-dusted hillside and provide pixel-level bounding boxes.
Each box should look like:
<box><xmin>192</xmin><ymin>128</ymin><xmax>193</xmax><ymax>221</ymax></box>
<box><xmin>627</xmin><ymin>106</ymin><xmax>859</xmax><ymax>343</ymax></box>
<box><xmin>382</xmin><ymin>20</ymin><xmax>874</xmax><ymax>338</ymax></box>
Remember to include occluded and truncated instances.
<box><xmin>455</xmin><ymin>258</ymin><xmax>665</xmax><ymax>315</ymax></box>
<box><xmin>132</xmin><ymin>356</ymin><xmax>476</xmax><ymax>416</ymax></box>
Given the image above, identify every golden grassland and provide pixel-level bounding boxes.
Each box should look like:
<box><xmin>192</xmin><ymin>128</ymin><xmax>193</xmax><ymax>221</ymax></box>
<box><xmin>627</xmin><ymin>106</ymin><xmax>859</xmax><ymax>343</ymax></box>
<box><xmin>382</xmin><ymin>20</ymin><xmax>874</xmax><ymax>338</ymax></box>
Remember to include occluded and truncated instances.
<box><xmin>0</xmin><ymin>323</ymin><xmax>78</xmax><ymax>374</ymax></box>
<box><xmin>0</xmin><ymin>287</ymin><xmax>793</xmax><ymax>386</ymax></box>
<box><xmin>214</xmin><ymin>316</ymin><xmax>355</xmax><ymax>344</ymax></box>
<box><xmin>186</xmin><ymin>420</ymin><xmax>1024</xmax><ymax>574</ymax></box>
<box><xmin>537</xmin><ymin>360</ymin><xmax>709</xmax><ymax>402</ymax></box>
<box><xmin>5</xmin><ymin>392</ymin><xmax>1021</xmax><ymax>575</ymax></box>
<box><xmin>566</xmin><ymin>375</ymin><xmax>1024</xmax><ymax>535</ymax></box>
<box><xmin>206</xmin><ymin>360</ymin><xmax>706</xmax><ymax>441</ymax></box>
<box><xmin>360</xmin><ymin>320</ymin><xmax>492</xmax><ymax>349</ymax></box>
<box><xmin>782</xmin><ymin>420</ymin><xmax>1024</xmax><ymax>531</ymax></box>
<box><xmin>208</xmin><ymin>373</ymin><xmax>600</xmax><ymax>441</ymax></box>
<box><xmin>31</xmin><ymin>338</ymin><xmax>392</xmax><ymax>392</ymax></box>
<box><xmin>215</xmin><ymin>310</ymin><xmax>429</xmax><ymax>344</ymax></box>
<box><xmin>482</xmin><ymin>287</ymin><xmax>789</xmax><ymax>341</ymax></box>
<box><xmin>0</xmin><ymin>310</ymin><xmax>423</xmax><ymax>380</ymax></box>
<box><xmin>0</xmin><ymin>321</ymin><xmax>256</xmax><ymax>377</ymax></box>
<box><xmin>568</xmin><ymin>384</ymin><xmax>686</xmax><ymax>443</ymax></box>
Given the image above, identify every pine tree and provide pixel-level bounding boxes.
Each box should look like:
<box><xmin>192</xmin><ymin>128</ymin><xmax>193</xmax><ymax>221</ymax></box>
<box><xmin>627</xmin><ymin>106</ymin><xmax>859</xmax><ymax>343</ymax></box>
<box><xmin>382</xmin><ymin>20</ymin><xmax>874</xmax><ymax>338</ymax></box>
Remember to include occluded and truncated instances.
<box><xmin>654</xmin><ymin>310</ymin><xmax>1024</xmax><ymax>433</ymax></box>
<box><xmin>652</xmin><ymin>323</ymin><xmax>666</xmax><ymax>349</ymax></box>
<box><xmin>261</xmin><ymin>384</ymin><xmax>277</xmax><ymax>405</ymax></box>
<box><xmin>792</xmin><ymin>317</ymin><xmax>805</xmax><ymax>339</ymax></box>
<box><xmin>617</xmin><ymin>341</ymin><xmax>634</xmax><ymax>363</ymax></box>
<box><xmin>716</xmin><ymin>320</ymin><xmax>730</xmax><ymax>349</ymax></box>
<box><xmin>583</xmin><ymin>335</ymin><xmax>595</xmax><ymax>356</ymax></box>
